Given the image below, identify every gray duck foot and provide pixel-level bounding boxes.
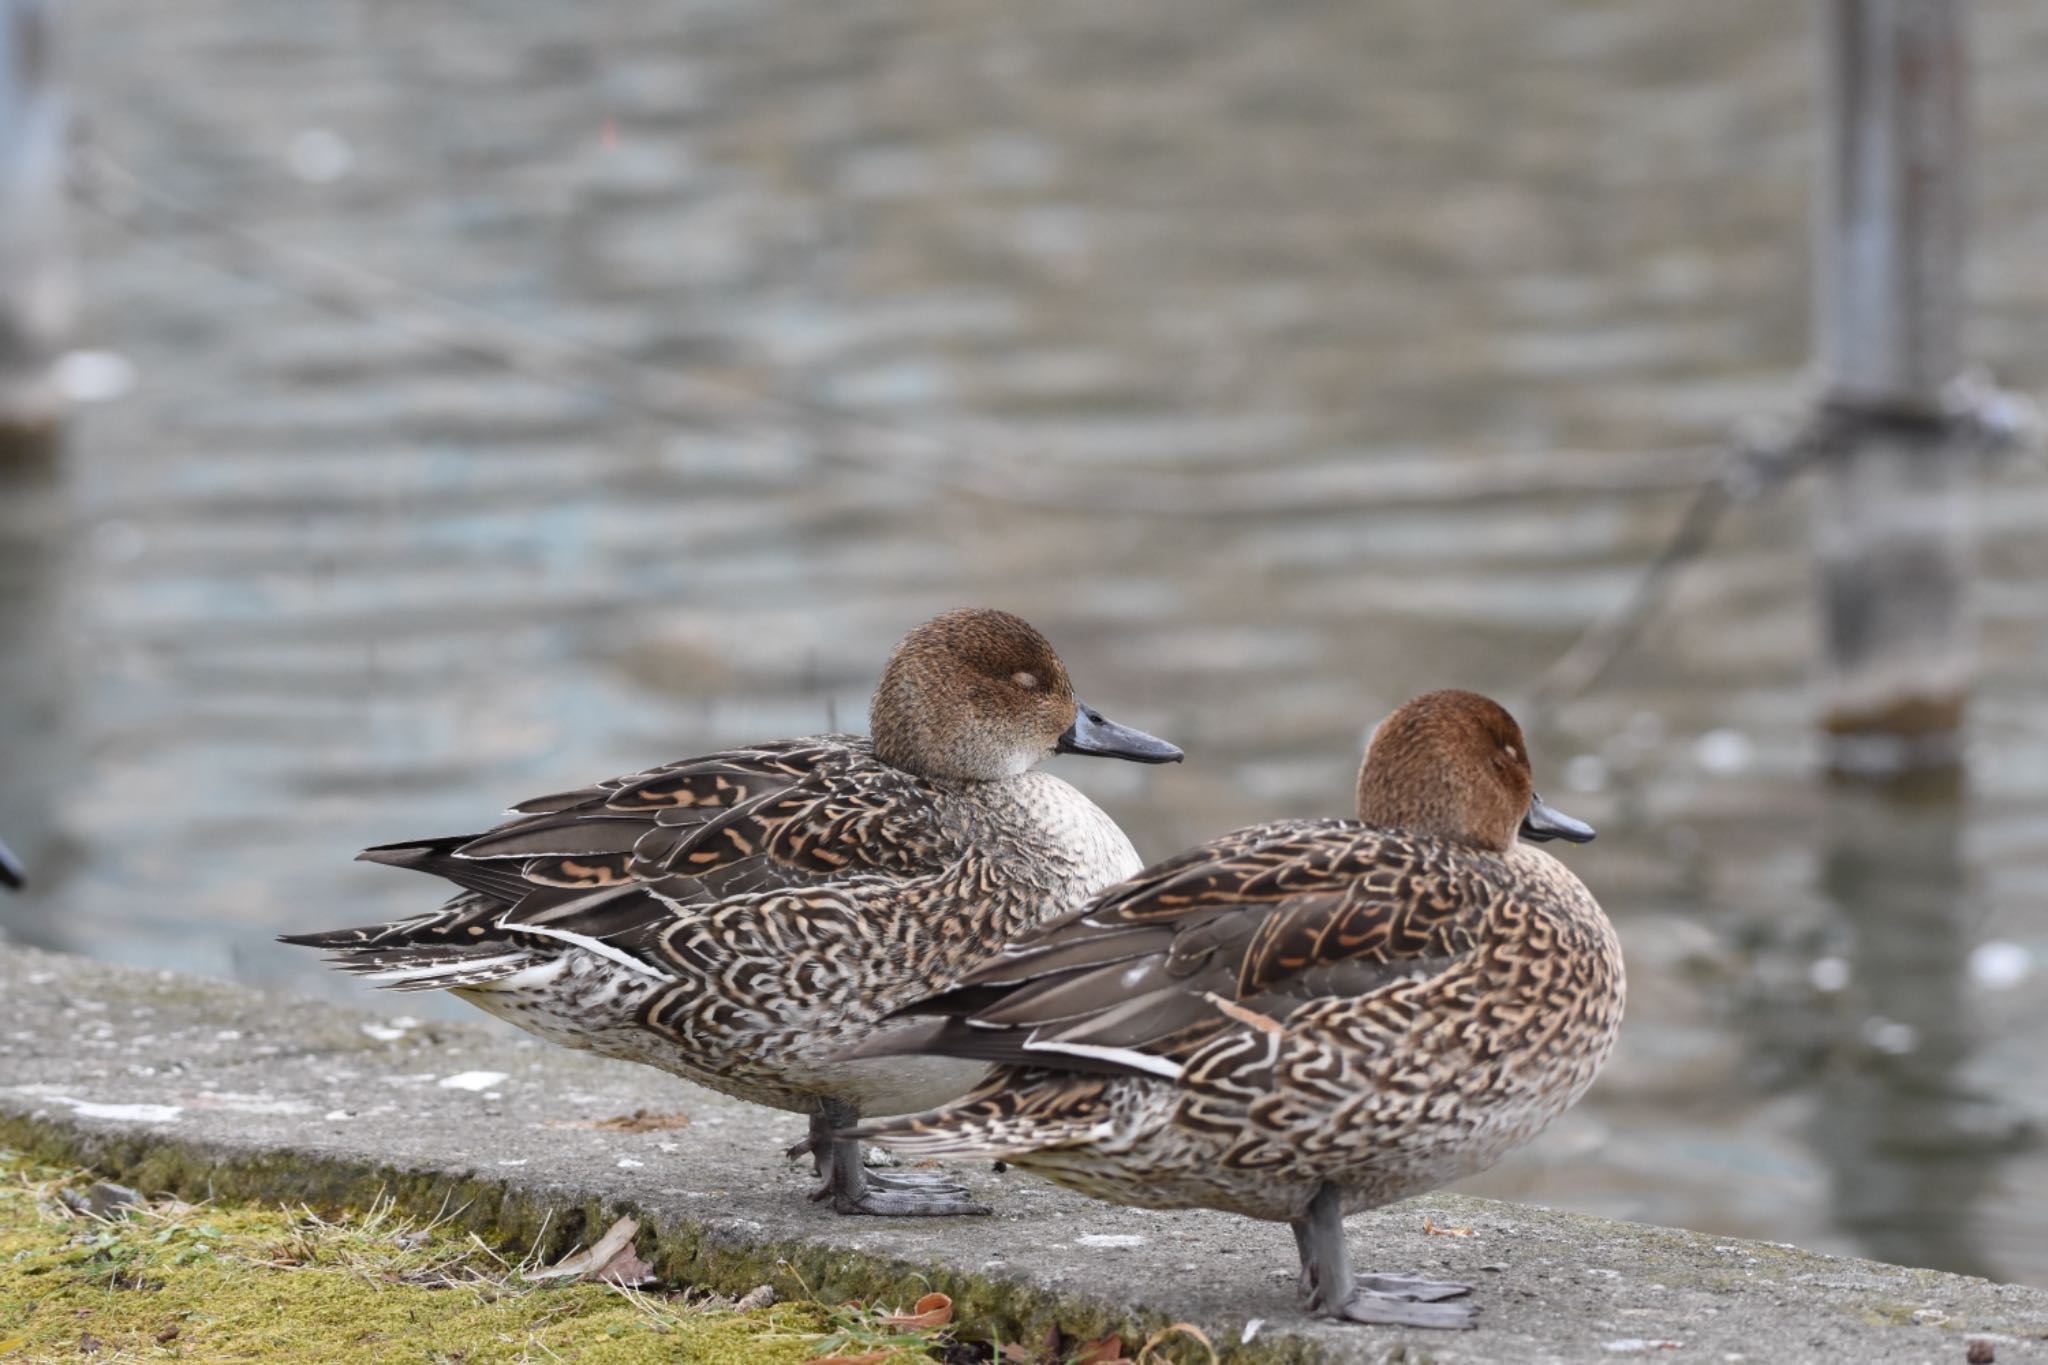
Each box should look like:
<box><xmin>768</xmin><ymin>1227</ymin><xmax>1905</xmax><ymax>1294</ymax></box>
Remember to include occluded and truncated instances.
<box><xmin>811</xmin><ymin>1163</ymin><xmax>990</xmax><ymax>1217</ymax></box>
<box><xmin>1333</xmin><ymin>1292</ymin><xmax>1480</xmax><ymax>1330</ymax></box>
<box><xmin>1292</xmin><ymin>1183</ymin><xmax>1478</xmax><ymax>1331</ymax></box>
<box><xmin>1353</xmin><ymin>1272</ymin><xmax>1474</xmax><ymax>1303</ymax></box>
<box><xmin>808</xmin><ymin>1102</ymin><xmax>991</xmax><ymax>1217</ymax></box>
<box><xmin>826</xmin><ymin>1181</ymin><xmax>992</xmax><ymax>1218</ymax></box>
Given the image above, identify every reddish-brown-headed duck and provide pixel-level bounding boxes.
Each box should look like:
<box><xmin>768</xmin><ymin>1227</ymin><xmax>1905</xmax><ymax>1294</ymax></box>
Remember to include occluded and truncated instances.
<box><xmin>852</xmin><ymin>689</ymin><xmax>1620</xmax><ymax>1326</ymax></box>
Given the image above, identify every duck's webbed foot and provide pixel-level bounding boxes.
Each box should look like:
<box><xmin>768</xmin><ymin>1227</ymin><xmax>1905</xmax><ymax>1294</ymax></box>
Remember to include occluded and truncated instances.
<box><xmin>1352</xmin><ymin>1272</ymin><xmax>1474</xmax><ymax>1302</ymax></box>
<box><xmin>809</xmin><ymin>1100</ymin><xmax>991</xmax><ymax>1217</ymax></box>
<box><xmin>1331</xmin><ymin>1291</ymin><xmax>1479</xmax><ymax>1330</ymax></box>
<box><xmin>1292</xmin><ymin>1186</ymin><xmax>1479</xmax><ymax>1331</ymax></box>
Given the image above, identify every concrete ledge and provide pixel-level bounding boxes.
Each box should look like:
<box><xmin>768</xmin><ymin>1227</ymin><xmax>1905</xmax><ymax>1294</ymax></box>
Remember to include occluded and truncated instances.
<box><xmin>3</xmin><ymin>945</ymin><xmax>2044</xmax><ymax>1364</ymax></box>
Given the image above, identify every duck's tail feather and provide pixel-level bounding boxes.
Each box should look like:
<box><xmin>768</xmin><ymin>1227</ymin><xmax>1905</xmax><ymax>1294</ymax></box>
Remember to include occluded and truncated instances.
<box><xmin>356</xmin><ymin>837</ymin><xmax>537</xmax><ymax>904</ymax></box>
<box><xmin>278</xmin><ymin>899</ymin><xmax>537</xmax><ymax>991</ymax></box>
<box><xmin>0</xmin><ymin>838</ymin><xmax>22</xmax><ymax>890</ymax></box>
<box><xmin>847</xmin><ymin>1070</ymin><xmax>1115</xmax><ymax>1158</ymax></box>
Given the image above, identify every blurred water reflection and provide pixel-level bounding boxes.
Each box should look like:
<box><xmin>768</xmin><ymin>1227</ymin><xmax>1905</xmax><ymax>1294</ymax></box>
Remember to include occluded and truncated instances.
<box><xmin>1803</xmin><ymin>780</ymin><xmax>2029</xmax><ymax>1282</ymax></box>
<box><xmin>3</xmin><ymin>0</ymin><xmax>2046</xmax><ymax>1288</ymax></box>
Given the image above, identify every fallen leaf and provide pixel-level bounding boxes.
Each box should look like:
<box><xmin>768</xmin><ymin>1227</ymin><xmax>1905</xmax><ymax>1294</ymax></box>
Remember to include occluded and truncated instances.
<box><xmin>1073</xmin><ymin>1334</ymin><xmax>1128</xmax><ymax>1364</ymax></box>
<box><xmin>524</xmin><ymin>1215</ymin><xmax>650</xmax><ymax>1284</ymax></box>
<box><xmin>1422</xmin><ymin>1216</ymin><xmax>1476</xmax><ymax>1237</ymax></box>
<box><xmin>879</xmin><ymin>1291</ymin><xmax>953</xmax><ymax>1329</ymax></box>
<box><xmin>1137</xmin><ymin>1322</ymin><xmax>1217</xmax><ymax>1364</ymax></box>
<box><xmin>546</xmin><ymin>1109</ymin><xmax>692</xmax><ymax>1133</ymax></box>
<box><xmin>155</xmin><ymin>1325</ymin><xmax>181</xmax><ymax>1344</ymax></box>
<box><xmin>592</xmin><ymin>1240</ymin><xmax>655</xmax><ymax>1287</ymax></box>
<box><xmin>811</xmin><ymin>1354</ymin><xmax>892</xmax><ymax>1365</ymax></box>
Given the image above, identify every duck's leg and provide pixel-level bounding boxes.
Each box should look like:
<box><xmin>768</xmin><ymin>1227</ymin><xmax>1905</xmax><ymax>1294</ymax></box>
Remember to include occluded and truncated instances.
<box><xmin>1291</xmin><ymin>1185</ymin><xmax>1478</xmax><ymax>1329</ymax></box>
<box><xmin>811</xmin><ymin>1098</ymin><xmax>991</xmax><ymax>1217</ymax></box>
<box><xmin>786</xmin><ymin>1112</ymin><xmax>833</xmax><ymax>1176</ymax></box>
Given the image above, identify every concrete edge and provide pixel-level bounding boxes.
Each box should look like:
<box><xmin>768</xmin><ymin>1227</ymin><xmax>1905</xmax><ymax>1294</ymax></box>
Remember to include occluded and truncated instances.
<box><xmin>0</xmin><ymin>1108</ymin><xmax>1331</xmax><ymax>1364</ymax></box>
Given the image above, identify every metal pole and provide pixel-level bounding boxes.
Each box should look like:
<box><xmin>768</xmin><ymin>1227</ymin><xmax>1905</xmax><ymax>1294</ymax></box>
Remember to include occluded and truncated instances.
<box><xmin>1811</xmin><ymin>0</ymin><xmax>1973</xmax><ymax>776</ymax></box>
<box><xmin>0</xmin><ymin>0</ymin><xmax>69</xmax><ymax>454</ymax></box>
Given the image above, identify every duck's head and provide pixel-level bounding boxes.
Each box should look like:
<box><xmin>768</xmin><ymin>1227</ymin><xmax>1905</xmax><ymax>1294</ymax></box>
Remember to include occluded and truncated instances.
<box><xmin>870</xmin><ymin>608</ymin><xmax>1184</xmax><ymax>781</ymax></box>
<box><xmin>1355</xmin><ymin>689</ymin><xmax>1594</xmax><ymax>853</ymax></box>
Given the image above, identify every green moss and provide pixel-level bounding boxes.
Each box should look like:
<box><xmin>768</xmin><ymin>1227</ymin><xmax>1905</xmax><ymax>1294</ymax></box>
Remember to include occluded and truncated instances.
<box><xmin>0</xmin><ymin>1150</ymin><xmax>919</xmax><ymax>1364</ymax></box>
<box><xmin>0</xmin><ymin>1115</ymin><xmax>1320</xmax><ymax>1363</ymax></box>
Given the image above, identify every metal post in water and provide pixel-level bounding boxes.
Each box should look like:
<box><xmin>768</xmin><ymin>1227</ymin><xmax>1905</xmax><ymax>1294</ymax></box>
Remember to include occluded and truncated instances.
<box><xmin>0</xmin><ymin>0</ymin><xmax>69</xmax><ymax>456</ymax></box>
<box><xmin>1810</xmin><ymin>0</ymin><xmax>1974</xmax><ymax>776</ymax></box>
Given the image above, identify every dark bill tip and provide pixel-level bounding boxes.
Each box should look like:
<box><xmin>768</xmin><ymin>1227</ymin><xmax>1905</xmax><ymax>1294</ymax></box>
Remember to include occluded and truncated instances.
<box><xmin>1521</xmin><ymin>792</ymin><xmax>1595</xmax><ymax>844</ymax></box>
<box><xmin>1056</xmin><ymin>702</ymin><xmax>1184</xmax><ymax>765</ymax></box>
<box><xmin>0</xmin><ymin>837</ymin><xmax>24</xmax><ymax>891</ymax></box>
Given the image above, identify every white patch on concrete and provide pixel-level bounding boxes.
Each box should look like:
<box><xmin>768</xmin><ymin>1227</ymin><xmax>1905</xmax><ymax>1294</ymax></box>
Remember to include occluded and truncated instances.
<box><xmin>1074</xmin><ymin>1233</ymin><xmax>1146</xmax><ymax>1248</ymax></box>
<box><xmin>437</xmin><ymin>1071</ymin><xmax>509</xmax><ymax>1092</ymax></box>
<box><xmin>191</xmin><ymin>1092</ymin><xmax>312</xmax><ymax>1116</ymax></box>
<box><xmin>381</xmin><ymin>1073</ymin><xmax>440</xmax><ymax>1088</ymax></box>
<box><xmin>11</xmin><ymin>1086</ymin><xmax>181</xmax><ymax>1124</ymax></box>
<box><xmin>616</xmin><ymin>1157</ymin><xmax>645</xmax><ymax>1169</ymax></box>
<box><xmin>1240</xmin><ymin>1318</ymin><xmax>1264</xmax><ymax>1344</ymax></box>
<box><xmin>1602</xmin><ymin>1342</ymin><xmax>1682</xmax><ymax>1354</ymax></box>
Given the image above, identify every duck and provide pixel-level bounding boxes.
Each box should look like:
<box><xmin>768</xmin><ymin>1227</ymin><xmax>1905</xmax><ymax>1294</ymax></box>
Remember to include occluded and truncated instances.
<box><xmin>282</xmin><ymin>608</ymin><xmax>1182</xmax><ymax>1216</ymax></box>
<box><xmin>849</xmin><ymin>689</ymin><xmax>1621</xmax><ymax>1326</ymax></box>
<box><xmin>0</xmin><ymin>838</ymin><xmax>21</xmax><ymax>890</ymax></box>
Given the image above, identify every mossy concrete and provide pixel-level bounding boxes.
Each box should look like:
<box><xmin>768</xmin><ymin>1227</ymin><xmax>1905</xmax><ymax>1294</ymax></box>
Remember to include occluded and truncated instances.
<box><xmin>0</xmin><ymin>1150</ymin><xmax>839</xmax><ymax>1364</ymax></box>
<box><xmin>4</xmin><ymin>944</ymin><xmax>2045</xmax><ymax>1364</ymax></box>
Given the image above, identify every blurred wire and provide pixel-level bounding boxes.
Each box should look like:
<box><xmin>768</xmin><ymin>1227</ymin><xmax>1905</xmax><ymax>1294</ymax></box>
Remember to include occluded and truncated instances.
<box><xmin>1522</xmin><ymin>425</ymin><xmax>1813</xmax><ymax>718</ymax></box>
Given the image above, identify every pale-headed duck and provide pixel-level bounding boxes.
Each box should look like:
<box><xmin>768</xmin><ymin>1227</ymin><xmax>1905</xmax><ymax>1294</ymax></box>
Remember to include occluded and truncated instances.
<box><xmin>283</xmin><ymin>608</ymin><xmax>1182</xmax><ymax>1216</ymax></box>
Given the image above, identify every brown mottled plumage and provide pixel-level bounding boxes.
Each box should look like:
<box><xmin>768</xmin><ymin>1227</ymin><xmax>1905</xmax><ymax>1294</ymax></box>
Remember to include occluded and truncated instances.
<box><xmin>282</xmin><ymin>609</ymin><xmax>1182</xmax><ymax>1217</ymax></box>
<box><xmin>852</xmin><ymin>690</ymin><xmax>1621</xmax><ymax>1326</ymax></box>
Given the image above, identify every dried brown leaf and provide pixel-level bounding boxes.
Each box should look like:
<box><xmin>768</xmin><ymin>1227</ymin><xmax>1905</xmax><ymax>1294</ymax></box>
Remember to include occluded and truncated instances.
<box><xmin>524</xmin><ymin>1215</ymin><xmax>645</xmax><ymax>1283</ymax></box>
<box><xmin>546</xmin><ymin>1108</ymin><xmax>692</xmax><ymax>1132</ymax></box>
<box><xmin>1136</xmin><ymin>1322</ymin><xmax>1217</xmax><ymax>1365</ymax></box>
<box><xmin>879</xmin><ymin>1291</ymin><xmax>954</xmax><ymax>1329</ymax></box>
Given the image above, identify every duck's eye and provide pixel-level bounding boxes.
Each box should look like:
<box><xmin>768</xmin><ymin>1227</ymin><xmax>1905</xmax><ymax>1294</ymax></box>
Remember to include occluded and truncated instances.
<box><xmin>1011</xmin><ymin>671</ymin><xmax>1039</xmax><ymax>690</ymax></box>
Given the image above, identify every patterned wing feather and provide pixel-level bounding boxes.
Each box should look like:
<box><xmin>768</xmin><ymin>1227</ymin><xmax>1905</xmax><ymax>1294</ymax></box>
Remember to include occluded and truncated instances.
<box><xmin>297</xmin><ymin>736</ymin><xmax>965</xmax><ymax>986</ymax></box>
<box><xmin>881</xmin><ymin>819</ymin><xmax>1482</xmax><ymax>1078</ymax></box>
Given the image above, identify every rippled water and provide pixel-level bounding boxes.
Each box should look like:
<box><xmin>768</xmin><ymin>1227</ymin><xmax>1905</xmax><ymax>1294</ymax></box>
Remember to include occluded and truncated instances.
<box><xmin>5</xmin><ymin>0</ymin><xmax>2048</xmax><ymax>1287</ymax></box>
